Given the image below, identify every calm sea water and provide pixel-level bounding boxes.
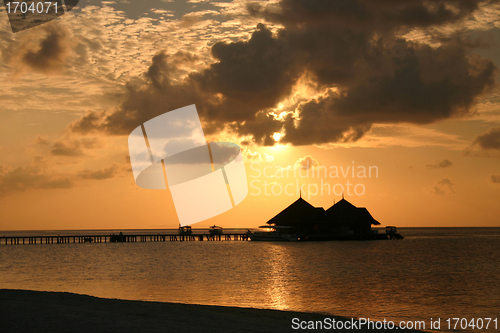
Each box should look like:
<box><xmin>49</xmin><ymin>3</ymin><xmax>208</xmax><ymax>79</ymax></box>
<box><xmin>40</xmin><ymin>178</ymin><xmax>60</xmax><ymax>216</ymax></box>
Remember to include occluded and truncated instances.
<box><xmin>1</xmin><ymin>227</ymin><xmax>499</xmax><ymax>332</ymax></box>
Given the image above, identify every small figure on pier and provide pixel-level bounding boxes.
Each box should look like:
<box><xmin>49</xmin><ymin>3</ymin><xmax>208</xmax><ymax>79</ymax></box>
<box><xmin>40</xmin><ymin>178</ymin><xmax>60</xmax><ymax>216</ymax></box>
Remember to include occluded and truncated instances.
<box><xmin>110</xmin><ymin>232</ymin><xmax>126</xmax><ymax>242</ymax></box>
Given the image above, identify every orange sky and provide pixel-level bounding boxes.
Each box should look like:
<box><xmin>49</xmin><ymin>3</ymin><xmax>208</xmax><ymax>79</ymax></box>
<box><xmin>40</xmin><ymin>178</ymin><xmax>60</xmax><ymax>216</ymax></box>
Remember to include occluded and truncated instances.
<box><xmin>1</xmin><ymin>0</ymin><xmax>500</xmax><ymax>230</ymax></box>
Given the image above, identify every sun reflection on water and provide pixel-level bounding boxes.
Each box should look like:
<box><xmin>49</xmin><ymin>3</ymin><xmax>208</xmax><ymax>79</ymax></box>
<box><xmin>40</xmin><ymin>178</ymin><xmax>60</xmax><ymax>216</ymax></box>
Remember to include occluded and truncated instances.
<box><xmin>263</xmin><ymin>244</ymin><xmax>292</xmax><ymax>311</ymax></box>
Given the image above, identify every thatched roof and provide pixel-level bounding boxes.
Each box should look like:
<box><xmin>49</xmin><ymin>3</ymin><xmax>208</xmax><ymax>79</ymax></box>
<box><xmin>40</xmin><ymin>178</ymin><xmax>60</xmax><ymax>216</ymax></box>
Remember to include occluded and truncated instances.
<box><xmin>267</xmin><ymin>197</ymin><xmax>325</xmax><ymax>226</ymax></box>
<box><xmin>266</xmin><ymin>197</ymin><xmax>380</xmax><ymax>228</ymax></box>
<box><xmin>326</xmin><ymin>199</ymin><xmax>380</xmax><ymax>225</ymax></box>
<box><xmin>327</xmin><ymin>198</ymin><xmax>356</xmax><ymax>212</ymax></box>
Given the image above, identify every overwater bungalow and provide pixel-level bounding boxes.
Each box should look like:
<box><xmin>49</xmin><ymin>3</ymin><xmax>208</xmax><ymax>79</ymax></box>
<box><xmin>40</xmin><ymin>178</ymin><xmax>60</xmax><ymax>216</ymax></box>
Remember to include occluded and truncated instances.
<box><xmin>253</xmin><ymin>194</ymin><xmax>392</xmax><ymax>241</ymax></box>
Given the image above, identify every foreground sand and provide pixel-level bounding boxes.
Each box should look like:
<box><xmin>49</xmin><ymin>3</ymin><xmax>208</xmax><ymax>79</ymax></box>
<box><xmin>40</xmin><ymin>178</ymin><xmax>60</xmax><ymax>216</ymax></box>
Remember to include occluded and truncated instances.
<box><xmin>1</xmin><ymin>289</ymin><xmax>424</xmax><ymax>332</ymax></box>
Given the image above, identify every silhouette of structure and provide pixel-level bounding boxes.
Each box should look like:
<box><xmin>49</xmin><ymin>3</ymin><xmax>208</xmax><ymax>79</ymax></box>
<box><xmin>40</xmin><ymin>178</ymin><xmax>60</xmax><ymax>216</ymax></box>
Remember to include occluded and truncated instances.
<box><xmin>265</xmin><ymin>196</ymin><xmax>394</xmax><ymax>241</ymax></box>
<box><xmin>110</xmin><ymin>232</ymin><xmax>126</xmax><ymax>242</ymax></box>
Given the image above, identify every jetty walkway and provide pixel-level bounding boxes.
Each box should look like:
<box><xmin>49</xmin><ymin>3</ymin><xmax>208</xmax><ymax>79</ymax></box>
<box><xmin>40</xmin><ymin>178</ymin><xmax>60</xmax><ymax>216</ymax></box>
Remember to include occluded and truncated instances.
<box><xmin>0</xmin><ymin>230</ymin><xmax>250</xmax><ymax>245</ymax></box>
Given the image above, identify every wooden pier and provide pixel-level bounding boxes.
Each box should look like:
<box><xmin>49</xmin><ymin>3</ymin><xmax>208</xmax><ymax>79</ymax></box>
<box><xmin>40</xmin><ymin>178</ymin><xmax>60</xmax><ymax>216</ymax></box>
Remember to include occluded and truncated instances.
<box><xmin>0</xmin><ymin>231</ymin><xmax>250</xmax><ymax>245</ymax></box>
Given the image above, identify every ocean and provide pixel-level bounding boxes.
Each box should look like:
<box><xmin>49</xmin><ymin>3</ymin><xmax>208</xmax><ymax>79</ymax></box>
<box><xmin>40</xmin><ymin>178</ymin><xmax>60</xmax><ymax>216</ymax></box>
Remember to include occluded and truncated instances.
<box><xmin>1</xmin><ymin>227</ymin><xmax>499</xmax><ymax>332</ymax></box>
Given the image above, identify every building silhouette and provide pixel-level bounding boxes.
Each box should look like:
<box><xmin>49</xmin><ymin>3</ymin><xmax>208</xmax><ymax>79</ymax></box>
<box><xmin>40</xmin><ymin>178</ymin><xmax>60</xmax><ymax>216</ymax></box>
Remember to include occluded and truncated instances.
<box><xmin>265</xmin><ymin>195</ymin><xmax>383</xmax><ymax>240</ymax></box>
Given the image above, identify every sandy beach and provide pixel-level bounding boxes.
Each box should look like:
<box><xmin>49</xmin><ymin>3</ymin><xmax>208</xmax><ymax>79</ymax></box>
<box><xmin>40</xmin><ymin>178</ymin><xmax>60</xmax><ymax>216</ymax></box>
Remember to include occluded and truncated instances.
<box><xmin>0</xmin><ymin>289</ymin><xmax>425</xmax><ymax>333</ymax></box>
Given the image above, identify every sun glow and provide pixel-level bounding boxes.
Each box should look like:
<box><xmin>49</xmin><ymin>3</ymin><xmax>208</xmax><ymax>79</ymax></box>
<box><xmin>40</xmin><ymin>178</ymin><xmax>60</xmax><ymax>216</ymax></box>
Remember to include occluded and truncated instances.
<box><xmin>273</xmin><ymin>132</ymin><xmax>282</xmax><ymax>142</ymax></box>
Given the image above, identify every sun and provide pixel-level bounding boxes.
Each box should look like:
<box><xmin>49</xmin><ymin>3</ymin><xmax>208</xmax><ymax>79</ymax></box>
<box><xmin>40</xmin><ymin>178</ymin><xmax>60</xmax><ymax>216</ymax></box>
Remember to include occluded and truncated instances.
<box><xmin>273</xmin><ymin>132</ymin><xmax>282</xmax><ymax>142</ymax></box>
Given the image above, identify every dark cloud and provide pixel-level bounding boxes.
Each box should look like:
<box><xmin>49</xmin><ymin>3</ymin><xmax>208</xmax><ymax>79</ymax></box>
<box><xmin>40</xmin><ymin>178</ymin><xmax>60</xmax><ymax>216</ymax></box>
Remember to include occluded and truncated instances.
<box><xmin>70</xmin><ymin>111</ymin><xmax>107</xmax><ymax>135</ymax></box>
<box><xmin>438</xmin><ymin>177</ymin><xmax>455</xmax><ymax>188</ymax></box>
<box><xmin>249</xmin><ymin>0</ymin><xmax>483</xmax><ymax>30</ymax></box>
<box><xmin>281</xmin><ymin>38</ymin><xmax>496</xmax><ymax>145</ymax></box>
<box><xmin>70</xmin><ymin>26</ymin><xmax>291</xmax><ymax>145</ymax></box>
<box><xmin>71</xmin><ymin>52</ymin><xmax>201</xmax><ymax>135</ymax></box>
<box><xmin>51</xmin><ymin>137</ymin><xmax>102</xmax><ymax>156</ymax></box>
<box><xmin>50</xmin><ymin>141</ymin><xmax>83</xmax><ymax>156</ymax></box>
<box><xmin>473</xmin><ymin>127</ymin><xmax>500</xmax><ymax>150</ymax></box>
<box><xmin>427</xmin><ymin>159</ymin><xmax>453</xmax><ymax>169</ymax></box>
<box><xmin>69</xmin><ymin>0</ymin><xmax>496</xmax><ymax>146</ymax></box>
<box><xmin>431</xmin><ymin>185</ymin><xmax>446</xmax><ymax>195</ymax></box>
<box><xmin>193</xmin><ymin>24</ymin><xmax>298</xmax><ymax>117</ymax></box>
<box><xmin>0</xmin><ymin>156</ymin><xmax>73</xmax><ymax>193</ymax></box>
<box><xmin>430</xmin><ymin>177</ymin><xmax>455</xmax><ymax>195</ymax></box>
<box><xmin>13</xmin><ymin>23</ymin><xmax>73</xmax><ymax>75</ymax></box>
<box><xmin>78</xmin><ymin>164</ymin><xmax>126</xmax><ymax>180</ymax></box>
<box><xmin>491</xmin><ymin>175</ymin><xmax>500</xmax><ymax>183</ymax></box>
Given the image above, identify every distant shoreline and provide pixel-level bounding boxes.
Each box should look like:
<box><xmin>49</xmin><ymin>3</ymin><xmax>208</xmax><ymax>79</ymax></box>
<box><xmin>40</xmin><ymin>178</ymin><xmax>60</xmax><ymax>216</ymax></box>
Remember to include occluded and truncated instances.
<box><xmin>1</xmin><ymin>289</ymin><xmax>425</xmax><ymax>333</ymax></box>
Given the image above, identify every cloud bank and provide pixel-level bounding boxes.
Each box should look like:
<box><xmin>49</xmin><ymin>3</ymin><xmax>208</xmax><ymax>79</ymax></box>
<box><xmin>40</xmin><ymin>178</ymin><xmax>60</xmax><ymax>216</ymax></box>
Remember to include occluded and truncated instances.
<box><xmin>69</xmin><ymin>0</ymin><xmax>497</xmax><ymax>146</ymax></box>
<box><xmin>474</xmin><ymin>127</ymin><xmax>500</xmax><ymax>150</ymax></box>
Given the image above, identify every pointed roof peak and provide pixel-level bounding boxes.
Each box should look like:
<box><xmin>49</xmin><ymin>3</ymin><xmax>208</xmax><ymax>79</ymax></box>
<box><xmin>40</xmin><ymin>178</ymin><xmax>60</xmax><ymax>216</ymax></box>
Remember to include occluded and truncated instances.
<box><xmin>294</xmin><ymin>196</ymin><xmax>312</xmax><ymax>205</ymax></box>
<box><xmin>267</xmin><ymin>195</ymin><xmax>320</xmax><ymax>225</ymax></box>
<box><xmin>327</xmin><ymin>197</ymin><xmax>356</xmax><ymax>212</ymax></box>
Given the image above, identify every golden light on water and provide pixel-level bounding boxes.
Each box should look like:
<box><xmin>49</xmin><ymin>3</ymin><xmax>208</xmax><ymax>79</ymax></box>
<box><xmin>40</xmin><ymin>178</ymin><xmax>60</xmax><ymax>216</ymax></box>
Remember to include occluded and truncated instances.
<box><xmin>265</xmin><ymin>244</ymin><xmax>291</xmax><ymax>311</ymax></box>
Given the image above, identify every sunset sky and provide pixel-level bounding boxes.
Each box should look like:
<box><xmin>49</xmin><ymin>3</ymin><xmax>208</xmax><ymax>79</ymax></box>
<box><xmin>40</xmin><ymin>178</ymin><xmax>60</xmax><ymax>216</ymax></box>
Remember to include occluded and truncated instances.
<box><xmin>1</xmin><ymin>0</ymin><xmax>500</xmax><ymax>230</ymax></box>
